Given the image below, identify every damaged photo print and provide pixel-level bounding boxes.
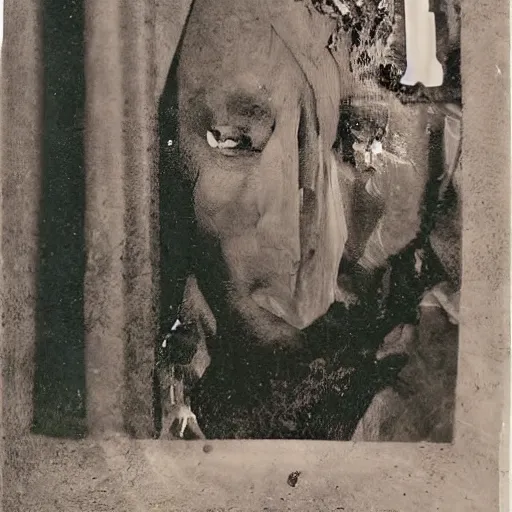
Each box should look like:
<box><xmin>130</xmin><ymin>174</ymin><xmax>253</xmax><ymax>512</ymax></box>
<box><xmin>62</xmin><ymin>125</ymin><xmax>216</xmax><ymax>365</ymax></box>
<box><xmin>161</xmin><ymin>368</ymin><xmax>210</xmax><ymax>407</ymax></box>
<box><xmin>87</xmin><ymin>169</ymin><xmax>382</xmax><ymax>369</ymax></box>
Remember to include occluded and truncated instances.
<box><xmin>156</xmin><ymin>0</ymin><xmax>462</xmax><ymax>441</ymax></box>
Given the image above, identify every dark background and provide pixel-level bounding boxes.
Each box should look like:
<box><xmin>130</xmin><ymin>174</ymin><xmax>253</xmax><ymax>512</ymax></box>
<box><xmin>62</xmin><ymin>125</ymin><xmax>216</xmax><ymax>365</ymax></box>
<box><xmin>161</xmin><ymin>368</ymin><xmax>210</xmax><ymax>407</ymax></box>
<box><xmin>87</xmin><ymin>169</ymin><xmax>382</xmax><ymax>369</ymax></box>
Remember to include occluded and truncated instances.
<box><xmin>32</xmin><ymin>0</ymin><xmax>86</xmax><ymax>438</ymax></box>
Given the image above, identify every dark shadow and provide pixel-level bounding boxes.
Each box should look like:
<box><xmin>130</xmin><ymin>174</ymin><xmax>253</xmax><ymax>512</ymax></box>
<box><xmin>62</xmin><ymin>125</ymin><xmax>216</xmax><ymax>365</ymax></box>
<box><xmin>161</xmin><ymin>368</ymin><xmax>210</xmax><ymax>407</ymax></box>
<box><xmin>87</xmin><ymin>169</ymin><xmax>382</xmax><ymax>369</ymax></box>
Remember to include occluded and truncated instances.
<box><xmin>32</xmin><ymin>0</ymin><xmax>86</xmax><ymax>438</ymax></box>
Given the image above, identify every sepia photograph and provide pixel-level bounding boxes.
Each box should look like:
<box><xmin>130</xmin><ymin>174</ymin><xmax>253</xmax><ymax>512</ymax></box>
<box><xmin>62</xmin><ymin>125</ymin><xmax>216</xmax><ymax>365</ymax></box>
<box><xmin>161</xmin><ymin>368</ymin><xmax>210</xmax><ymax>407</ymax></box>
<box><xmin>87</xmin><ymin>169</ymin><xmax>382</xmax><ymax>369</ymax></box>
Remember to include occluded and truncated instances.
<box><xmin>156</xmin><ymin>0</ymin><xmax>462</xmax><ymax>442</ymax></box>
<box><xmin>0</xmin><ymin>0</ymin><xmax>508</xmax><ymax>510</ymax></box>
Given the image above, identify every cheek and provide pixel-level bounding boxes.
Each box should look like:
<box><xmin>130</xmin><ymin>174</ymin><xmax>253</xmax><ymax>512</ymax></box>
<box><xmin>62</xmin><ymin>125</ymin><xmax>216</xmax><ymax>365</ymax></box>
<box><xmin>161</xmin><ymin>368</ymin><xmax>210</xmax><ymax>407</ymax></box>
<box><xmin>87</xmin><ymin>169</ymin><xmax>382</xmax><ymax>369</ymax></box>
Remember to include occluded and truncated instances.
<box><xmin>186</xmin><ymin>136</ymin><xmax>262</xmax><ymax>238</ymax></box>
<box><xmin>194</xmin><ymin>182</ymin><xmax>262</xmax><ymax>240</ymax></box>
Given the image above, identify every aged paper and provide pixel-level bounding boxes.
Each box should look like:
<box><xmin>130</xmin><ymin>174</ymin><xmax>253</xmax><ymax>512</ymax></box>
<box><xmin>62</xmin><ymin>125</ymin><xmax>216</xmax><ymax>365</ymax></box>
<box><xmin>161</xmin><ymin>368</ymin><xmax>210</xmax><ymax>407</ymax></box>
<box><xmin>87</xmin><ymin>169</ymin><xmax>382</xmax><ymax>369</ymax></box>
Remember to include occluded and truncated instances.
<box><xmin>0</xmin><ymin>0</ymin><xmax>509</xmax><ymax>510</ymax></box>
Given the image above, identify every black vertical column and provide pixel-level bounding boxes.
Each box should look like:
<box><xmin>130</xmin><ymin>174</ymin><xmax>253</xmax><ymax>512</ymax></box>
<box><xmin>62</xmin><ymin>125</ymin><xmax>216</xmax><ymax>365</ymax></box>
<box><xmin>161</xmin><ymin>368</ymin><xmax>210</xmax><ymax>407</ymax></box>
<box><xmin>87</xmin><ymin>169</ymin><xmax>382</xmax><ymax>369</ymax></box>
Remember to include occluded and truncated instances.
<box><xmin>32</xmin><ymin>0</ymin><xmax>86</xmax><ymax>438</ymax></box>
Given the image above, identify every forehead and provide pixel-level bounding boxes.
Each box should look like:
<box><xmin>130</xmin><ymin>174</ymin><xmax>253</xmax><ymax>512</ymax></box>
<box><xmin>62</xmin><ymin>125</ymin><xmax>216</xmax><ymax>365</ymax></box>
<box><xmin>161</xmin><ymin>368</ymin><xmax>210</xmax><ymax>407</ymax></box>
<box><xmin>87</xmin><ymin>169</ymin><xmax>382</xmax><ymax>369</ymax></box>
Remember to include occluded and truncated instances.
<box><xmin>178</xmin><ymin>23</ymin><xmax>304</xmax><ymax>115</ymax></box>
<box><xmin>175</xmin><ymin>0</ymin><xmax>344</xmax><ymax>143</ymax></box>
<box><xmin>178</xmin><ymin>5</ymin><xmax>275</xmax><ymax>85</ymax></box>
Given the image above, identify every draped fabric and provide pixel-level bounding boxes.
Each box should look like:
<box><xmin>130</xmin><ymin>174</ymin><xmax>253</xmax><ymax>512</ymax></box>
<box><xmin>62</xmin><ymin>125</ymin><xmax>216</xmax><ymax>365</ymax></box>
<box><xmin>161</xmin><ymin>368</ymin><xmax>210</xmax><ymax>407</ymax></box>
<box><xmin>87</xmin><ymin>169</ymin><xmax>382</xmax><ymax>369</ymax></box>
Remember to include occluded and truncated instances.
<box><xmin>170</xmin><ymin>0</ymin><xmax>349</xmax><ymax>335</ymax></box>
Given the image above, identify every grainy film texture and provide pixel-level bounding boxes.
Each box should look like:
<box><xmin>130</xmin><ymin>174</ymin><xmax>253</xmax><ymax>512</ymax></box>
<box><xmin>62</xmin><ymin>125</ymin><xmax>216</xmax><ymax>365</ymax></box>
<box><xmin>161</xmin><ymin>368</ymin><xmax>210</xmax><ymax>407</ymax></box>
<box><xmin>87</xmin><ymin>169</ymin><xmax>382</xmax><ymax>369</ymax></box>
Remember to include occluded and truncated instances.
<box><xmin>24</xmin><ymin>0</ymin><xmax>462</xmax><ymax>443</ymax></box>
<box><xmin>156</xmin><ymin>0</ymin><xmax>462</xmax><ymax>441</ymax></box>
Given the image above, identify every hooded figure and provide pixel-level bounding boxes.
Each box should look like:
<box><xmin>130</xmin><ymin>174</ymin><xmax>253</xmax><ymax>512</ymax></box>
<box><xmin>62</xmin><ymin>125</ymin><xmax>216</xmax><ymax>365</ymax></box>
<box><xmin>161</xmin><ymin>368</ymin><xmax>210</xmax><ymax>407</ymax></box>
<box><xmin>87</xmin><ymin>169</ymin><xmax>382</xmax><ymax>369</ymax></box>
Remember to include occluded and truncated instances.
<box><xmin>160</xmin><ymin>0</ymin><xmax>352</xmax><ymax>352</ymax></box>
<box><xmin>157</xmin><ymin>0</ymin><xmax>457</xmax><ymax>440</ymax></box>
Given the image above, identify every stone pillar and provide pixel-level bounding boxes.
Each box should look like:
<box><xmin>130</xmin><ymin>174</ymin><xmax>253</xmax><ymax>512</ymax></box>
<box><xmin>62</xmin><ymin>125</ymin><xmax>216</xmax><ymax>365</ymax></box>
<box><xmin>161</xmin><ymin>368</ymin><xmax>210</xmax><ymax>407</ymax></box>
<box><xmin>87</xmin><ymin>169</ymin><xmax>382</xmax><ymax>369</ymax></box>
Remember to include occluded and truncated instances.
<box><xmin>0</xmin><ymin>0</ymin><xmax>43</xmax><ymax>506</ymax></box>
<box><xmin>0</xmin><ymin>0</ymin><xmax>43</xmax><ymax>440</ymax></box>
<box><xmin>84</xmin><ymin>0</ymin><xmax>159</xmax><ymax>438</ymax></box>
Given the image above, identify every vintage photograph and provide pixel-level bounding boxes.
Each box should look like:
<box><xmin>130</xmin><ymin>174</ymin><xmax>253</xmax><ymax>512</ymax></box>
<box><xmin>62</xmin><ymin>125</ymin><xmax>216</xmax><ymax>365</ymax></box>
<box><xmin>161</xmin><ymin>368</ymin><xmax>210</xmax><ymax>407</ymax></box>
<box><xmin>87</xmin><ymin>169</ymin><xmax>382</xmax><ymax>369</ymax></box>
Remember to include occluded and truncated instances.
<box><xmin>155</xmin><ymin>0</ymin><xmax>461</xmax><ymax>441</ymax></box>
<box><xmin>2</xmin><ymin>0</ymin><xmax>509</xmax><ymax>509</ymax></box>
<box><xmin>26</xmin><ymin>0</ymin><xmax>463</xmax><ymax>444</ymax></box>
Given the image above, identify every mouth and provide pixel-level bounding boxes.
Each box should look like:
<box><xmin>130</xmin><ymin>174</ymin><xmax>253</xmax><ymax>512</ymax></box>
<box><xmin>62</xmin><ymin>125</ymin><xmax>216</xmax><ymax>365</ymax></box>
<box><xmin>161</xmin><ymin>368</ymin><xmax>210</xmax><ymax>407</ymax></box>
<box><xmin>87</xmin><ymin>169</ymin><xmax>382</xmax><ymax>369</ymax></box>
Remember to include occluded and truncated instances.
<box><xmin>223</xmin><ymin>291</ymin><xmax>305</xmax><ymax>350</ymax></box>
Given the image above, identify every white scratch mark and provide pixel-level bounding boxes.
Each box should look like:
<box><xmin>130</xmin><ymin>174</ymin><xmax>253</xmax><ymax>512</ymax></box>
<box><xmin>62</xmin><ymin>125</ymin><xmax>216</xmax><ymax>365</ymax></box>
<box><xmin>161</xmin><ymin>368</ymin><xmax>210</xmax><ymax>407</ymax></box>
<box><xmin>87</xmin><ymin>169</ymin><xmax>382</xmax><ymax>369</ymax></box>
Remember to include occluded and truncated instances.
<box><xmin>171</xmin><ymin>318</ymin><xmax>182</xmax><ymax>331</ymax></box>
<box><xmin>414</xmin><ymin>249</ymin><xmax>424</xmax><ymax>274</ymax></box>
<box><xmin>401</xmin><ymin>0</ymin><xmax>443</xmax><ymax>87</ymax></box>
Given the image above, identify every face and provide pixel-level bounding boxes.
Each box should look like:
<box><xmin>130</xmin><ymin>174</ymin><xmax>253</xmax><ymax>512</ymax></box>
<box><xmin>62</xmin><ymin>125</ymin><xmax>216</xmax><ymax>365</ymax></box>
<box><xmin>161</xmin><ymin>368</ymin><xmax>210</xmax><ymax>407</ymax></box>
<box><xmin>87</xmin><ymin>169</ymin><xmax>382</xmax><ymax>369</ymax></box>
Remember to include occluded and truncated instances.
<box><xmin>169</xmin><ymin>1</ymin><xmax>347</xmax><ymax>349</ymax></box>
<box><xmin>162</xmin><ymin>0</ymin><xmax>433</xmax><ymax>353</ymax></box>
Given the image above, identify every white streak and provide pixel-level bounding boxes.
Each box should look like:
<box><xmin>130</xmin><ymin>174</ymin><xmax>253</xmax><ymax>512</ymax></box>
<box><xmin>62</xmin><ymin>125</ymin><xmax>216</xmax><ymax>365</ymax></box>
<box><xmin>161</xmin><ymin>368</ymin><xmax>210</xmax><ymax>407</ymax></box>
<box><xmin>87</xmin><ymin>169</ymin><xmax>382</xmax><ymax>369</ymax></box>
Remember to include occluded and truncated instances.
<box><xmin>206</xmin><ymin>130</ymin><xmax>219</xmax><ymax>148</ymax></box>
<box><xmin>370</xmin><ymin>140</ymin><xmax>383</xmax><ymax>155</ymax></box>
<box><xmin>217</xmin><ymin>138</ymin><xmax>239</xmax><ymax>149</ymax></box>
<box><xmin>401</xmin><ymin>0</ymin><xmax>443</xmax><ymax>87</ymax></box>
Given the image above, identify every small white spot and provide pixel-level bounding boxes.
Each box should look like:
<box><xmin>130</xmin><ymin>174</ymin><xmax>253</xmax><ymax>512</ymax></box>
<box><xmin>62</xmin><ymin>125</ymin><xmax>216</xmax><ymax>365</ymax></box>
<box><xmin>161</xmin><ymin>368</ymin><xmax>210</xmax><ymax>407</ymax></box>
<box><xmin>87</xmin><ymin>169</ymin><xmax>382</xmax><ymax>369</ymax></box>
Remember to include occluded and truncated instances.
<box><xmin>364</xmin><ymin>151</ymin><xmax>371</xmax><ymax>165</ymax></box>
<box><xmin>171</xmin><ymin>319</ymin><xmax>182</xmax><ymax>331</ymax></box>
<box><xmin>414</xmin><ymin>249</ymin><xmax>424</xmax><ymax>274</ymax></box>
<box><xmin>332</xmin><ymin>0</ymin><xmax>350</xmax><ymax>15</ymax></box>
<box><xmin>206</xmin><ymin>130</ymin><xmax>219</xmax><ymax>148</ymax></box>
<box><xmin>370</xmin><ymin>139</ymin><xmax>383</xmax><ymax>155</ymax></box>
<box><xmin>496</xmin><ymin>65</ymin><xmax>502</xmax><ymax>76</ymax></box>
<box><xmin>161</xmin><ymin>339</ymin><xmax>167</xmax><ymax>348</ymax></box>
<box><xmin>167</xmin><ymin>139</ymin><xmax>173</xmax><ymax>146</ymax></box>
<box><xmin>218</xmin><ymin>139</ymin><xmax>239</xmax><ymax>149</ymax></box>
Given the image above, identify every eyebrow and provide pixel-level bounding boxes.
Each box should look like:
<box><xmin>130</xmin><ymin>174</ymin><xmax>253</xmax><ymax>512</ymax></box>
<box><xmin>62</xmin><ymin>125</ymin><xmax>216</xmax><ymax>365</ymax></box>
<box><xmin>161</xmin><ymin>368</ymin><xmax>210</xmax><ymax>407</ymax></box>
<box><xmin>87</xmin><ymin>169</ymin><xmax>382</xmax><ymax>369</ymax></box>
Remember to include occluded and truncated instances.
<box><xmin>226</xmin><ymin>93</ymin><xmax>273</xmax><ymax>121</ymax></box>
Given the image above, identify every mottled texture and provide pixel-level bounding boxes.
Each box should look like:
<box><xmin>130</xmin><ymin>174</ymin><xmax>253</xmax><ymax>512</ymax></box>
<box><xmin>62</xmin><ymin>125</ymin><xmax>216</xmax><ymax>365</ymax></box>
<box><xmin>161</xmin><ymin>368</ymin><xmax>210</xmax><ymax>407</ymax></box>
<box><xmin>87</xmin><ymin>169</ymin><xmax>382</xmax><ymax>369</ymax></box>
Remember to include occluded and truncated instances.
<box><xmin>158</xmin><ymin>0</ymin><xmax>459</xmax><ymax>441</ymax></box>
<box><xmin>353</xmin><ymin>305</ymin><xmax>458</xmax><ymax>442</ymax></box>
<box><xmin>310</xmin><ymin>0</ymin><xmax>461</xmax><ymax>102</ymax></box>
<box><xmin>83</xmin><ymin>0</ymin><xmax>158</xmax><ymax>438</ymax></box>
<box><xmin>0</xmin><ymin>0</ymin><xmax>43</xmax><ymax>507</ymax></box>
<box><xmin>0</xmin><ymin>0</ymin><xmax>509</xmax><ymax>511</ymax></box>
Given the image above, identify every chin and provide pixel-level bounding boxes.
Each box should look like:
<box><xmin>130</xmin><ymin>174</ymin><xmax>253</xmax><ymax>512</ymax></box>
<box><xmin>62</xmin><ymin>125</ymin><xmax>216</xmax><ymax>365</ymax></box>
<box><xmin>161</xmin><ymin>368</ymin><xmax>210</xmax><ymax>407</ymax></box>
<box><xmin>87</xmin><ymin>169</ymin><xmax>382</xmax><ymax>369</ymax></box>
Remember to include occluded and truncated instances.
<box><xmin>223</xmin><ymin>294</ymin><xmax>306</xmax><ymax>351</ymax></box>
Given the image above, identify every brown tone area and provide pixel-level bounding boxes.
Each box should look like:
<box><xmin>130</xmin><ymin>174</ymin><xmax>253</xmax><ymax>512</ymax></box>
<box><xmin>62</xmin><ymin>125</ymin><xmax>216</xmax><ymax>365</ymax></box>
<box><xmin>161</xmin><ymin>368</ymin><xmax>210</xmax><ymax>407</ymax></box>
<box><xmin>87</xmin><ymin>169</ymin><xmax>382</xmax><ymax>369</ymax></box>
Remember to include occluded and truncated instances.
<box><xmin>0</xmin><ymin>1</ymin><xmax>509</xmax><ymax>511</ymax></box>
<box><xmin>0</xmin><ymin>0</ymin><xmax>43</xmax><ymax>437</ymax></box>
<box><xmin>83</xmin><ymin>0</ymin><xmax>159</xmax><ymax>439</ymax></box>
<box><xmin>353</xmin><ymin>307</ymin><xmax>459</xmax><ymax>441</ymax></box>
<box><xmin>0</xmin><ymin>0</ymin><xmax>43</xmax><ymax>506</ymax></box>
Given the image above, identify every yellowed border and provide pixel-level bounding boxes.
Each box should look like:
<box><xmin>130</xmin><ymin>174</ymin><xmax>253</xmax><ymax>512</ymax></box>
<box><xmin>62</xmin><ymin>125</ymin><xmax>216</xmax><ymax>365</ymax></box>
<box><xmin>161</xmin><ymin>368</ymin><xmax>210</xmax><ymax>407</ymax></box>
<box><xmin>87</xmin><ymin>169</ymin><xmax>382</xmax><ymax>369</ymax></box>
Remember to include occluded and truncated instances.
<box><xmin>1</xmin><ymin>0</ymin><xmax>509</xmax><ymax>510</ymax></box>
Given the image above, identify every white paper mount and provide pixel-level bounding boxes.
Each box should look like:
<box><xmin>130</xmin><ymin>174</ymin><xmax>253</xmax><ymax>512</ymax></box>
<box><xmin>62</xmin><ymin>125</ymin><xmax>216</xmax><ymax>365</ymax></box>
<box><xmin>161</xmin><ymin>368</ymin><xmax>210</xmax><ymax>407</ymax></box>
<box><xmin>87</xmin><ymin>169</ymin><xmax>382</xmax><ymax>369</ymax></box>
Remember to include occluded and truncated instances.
<box><xmin>400</xmin><ymin>0</ymin><xmax>444</xmax><ymax>87</ymax></box>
